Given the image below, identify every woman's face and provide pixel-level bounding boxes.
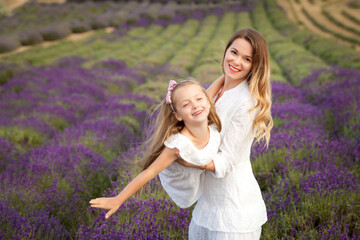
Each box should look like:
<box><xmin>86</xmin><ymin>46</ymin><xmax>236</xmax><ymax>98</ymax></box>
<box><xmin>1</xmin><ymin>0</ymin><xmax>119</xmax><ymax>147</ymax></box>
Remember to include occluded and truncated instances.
<box><xmin>223</xmin><ymin>38</ymin><xmax>253</xmax><ymax>82</ymax></box>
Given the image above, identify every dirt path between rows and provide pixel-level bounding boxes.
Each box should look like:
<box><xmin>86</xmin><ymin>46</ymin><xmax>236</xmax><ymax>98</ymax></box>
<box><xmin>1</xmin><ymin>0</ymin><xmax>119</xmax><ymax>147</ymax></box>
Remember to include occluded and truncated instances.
<box><xmin>0</xmin><ymin>27</ymin><xmax>114</xmax><ymax>58</ymax></box>
<box><xmin>301</xmin><ymin>0</ymin><xmax>359</xmax><ymax>39</ymax></box>
<box><xmin>278</xmin><ymin>0</ymin><xmax>334</xmax><ymax>37</ymax></box>
<box><xmin>325</xmin><ymin>1</ymin><xmax>360</xmax><ymax>32</ymax></box>
<box><xmin>2</xmin><ymin>0</ymin><xmax>66</xmax><ymax>11</ymax></box>
<box><xmin>277</xmin><ymin>0</ymin><xmax>360</xmax><ymax>50</ymax></box>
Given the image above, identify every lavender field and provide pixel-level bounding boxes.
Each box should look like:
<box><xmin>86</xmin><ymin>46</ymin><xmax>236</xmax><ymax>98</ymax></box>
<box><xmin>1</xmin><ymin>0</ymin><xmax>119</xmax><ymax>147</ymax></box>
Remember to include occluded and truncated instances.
<box><xmin>0</xmin><ymin>0</ymin><xmax>359</xmax><ymax>239</ymax></box>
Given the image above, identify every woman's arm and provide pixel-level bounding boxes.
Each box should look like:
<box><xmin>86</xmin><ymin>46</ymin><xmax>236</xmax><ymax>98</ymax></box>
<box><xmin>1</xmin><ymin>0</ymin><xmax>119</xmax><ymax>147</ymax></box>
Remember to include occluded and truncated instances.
<box><xmin>206</xmin><ymin>74</ymin><xmax>224</xmax><ymax>100</ymax></box>
<box><xmin>177</xmin><ymin>98</ymin><xmax>255</xmax><ymax>178</ymax></box>
<box><xmin>90</xmin><ymin>147</ymin><xmax>177</xmax><ymax>219</ymax></box>
<box><xmin>211</xmin><ymin>100</ymin><xmax>255</xmax><ymax>178</ymax></box>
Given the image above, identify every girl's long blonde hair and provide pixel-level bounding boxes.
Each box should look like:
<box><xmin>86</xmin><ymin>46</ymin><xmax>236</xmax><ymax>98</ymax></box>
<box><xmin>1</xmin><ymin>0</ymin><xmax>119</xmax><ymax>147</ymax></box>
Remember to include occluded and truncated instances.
<box><xmin>142</xmin><ymin>80</ymin><xmax>221</xmax><ymax>171</ymax></box>
<box><xmin>222</xmin><ymin>28</ymin><xmax>273</xmax><ymax>147</ymax></box>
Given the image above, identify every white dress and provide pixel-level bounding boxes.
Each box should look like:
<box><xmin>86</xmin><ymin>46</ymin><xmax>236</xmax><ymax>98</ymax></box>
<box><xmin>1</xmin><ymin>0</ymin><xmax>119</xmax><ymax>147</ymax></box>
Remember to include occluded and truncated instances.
<box><xmin>158</xmin><ymin>124</ymin><xmax>220</xmax><ymax>208</ymax></box>
<box><xmin>189</xmin><ymin>80</ymin><xmax>267</xmax><ymax>239</ymax></box>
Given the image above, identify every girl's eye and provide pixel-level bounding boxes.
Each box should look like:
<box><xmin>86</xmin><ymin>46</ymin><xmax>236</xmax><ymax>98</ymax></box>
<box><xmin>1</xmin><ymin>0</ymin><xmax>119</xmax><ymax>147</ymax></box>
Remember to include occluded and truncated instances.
<box><xmin>231</xmin><ymin>50</ymin><xmax>237</xmax><ymax>55</ymax></box>
<box><xmin>183</xmin><ymin>104</ymin><xmax>189</xmax><ymax>107</ymax></box>
<box><xmin>197</xmin><ymin>98</ymin><xmax>203</xmax><ymax>101</ymax></box>
<box><xmin>246</xmin><ymin>58</ymin><xmax>252</xmax><ymax>62</ymax></box>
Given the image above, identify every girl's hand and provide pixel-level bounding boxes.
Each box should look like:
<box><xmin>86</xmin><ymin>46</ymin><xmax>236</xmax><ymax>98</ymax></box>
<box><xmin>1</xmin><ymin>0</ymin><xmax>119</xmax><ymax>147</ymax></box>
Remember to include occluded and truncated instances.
<box><xmin>89</xmin><ymin>197</ymin><xmax>121</xmax><ymax>219</ymax></box>
<box><xmin>89</xmin><ymin>147</ymin><xmax>177</xmax><ymax>219</ymax></box>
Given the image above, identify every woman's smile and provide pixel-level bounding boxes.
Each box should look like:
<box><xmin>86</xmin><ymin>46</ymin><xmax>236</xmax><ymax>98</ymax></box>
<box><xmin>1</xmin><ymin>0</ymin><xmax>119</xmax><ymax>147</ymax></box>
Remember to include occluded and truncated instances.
<box><xmin>229</xmin><ymin>64</ymin><xmax>241</xmax><ymax>73</ymax></box>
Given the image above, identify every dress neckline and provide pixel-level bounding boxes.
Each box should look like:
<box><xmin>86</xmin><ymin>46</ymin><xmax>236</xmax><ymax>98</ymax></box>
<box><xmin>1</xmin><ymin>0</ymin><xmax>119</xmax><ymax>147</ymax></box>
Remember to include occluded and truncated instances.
<box><xmin>178</xmin><ymin>125</ymin><xmax>213</xmax><ymax>151</ymax></box>
<box><xmin>214</xmin><ymin>80</ymin><xmax>247</xmax><ymax>104</ymax></box>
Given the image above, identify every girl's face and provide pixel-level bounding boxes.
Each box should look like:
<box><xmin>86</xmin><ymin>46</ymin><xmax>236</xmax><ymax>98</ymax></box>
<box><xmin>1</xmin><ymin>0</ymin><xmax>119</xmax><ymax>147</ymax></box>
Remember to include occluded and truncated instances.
<box><xmin>223</xmin><ymin>38</ymin><xmax>253</xmax><ymax>82</ymax></box>
<box><xmin>172</xmin><ymin>84</ymin><xmax>210</xmax><ymax>126</ymax></box>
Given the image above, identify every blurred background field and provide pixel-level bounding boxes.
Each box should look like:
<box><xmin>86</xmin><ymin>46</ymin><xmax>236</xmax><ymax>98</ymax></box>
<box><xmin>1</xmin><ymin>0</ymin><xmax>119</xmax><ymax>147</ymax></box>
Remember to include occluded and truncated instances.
<box><xmin>0</xmin><ymin>0</ymin><xmax>359</xmax><ymax>239</ymax></box>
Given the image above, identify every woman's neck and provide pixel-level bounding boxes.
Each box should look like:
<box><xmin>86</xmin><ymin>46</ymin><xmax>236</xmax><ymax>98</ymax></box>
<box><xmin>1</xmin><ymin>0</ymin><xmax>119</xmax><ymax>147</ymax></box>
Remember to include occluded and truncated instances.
<box><xmin>222</xmin><ymin>77</ymin><xmax>245</xmax><ymax>92</ymax></box>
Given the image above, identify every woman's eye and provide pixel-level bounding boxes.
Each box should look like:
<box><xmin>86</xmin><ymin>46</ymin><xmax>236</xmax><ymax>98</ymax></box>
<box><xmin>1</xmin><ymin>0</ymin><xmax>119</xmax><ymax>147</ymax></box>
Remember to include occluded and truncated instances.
<box><xmin>183</xmin><ymin>104</ymin><xmax>188</xmax><ymax>107</ymax></box>
<box><xmin>246</xmin><ymin>58</ymin><xmax>252</xmax><ymax>62</ymax></box>
<box><xmin>197</xmin><ymin>98</ymin><xmax>202</xmax><ymax>101</ymax></box>
<box><xmin>231</xmin><ymin>50</ymin><xmax>237</xmax><ymax>54</ymax></box>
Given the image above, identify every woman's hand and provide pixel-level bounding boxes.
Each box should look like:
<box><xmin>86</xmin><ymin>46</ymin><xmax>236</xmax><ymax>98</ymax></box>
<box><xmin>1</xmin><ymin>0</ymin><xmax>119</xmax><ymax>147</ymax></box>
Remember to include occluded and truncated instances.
<box><xmin>89</xmin><ymin>197</ymin><xmax>121</xmax><ymax>219</ymax></box>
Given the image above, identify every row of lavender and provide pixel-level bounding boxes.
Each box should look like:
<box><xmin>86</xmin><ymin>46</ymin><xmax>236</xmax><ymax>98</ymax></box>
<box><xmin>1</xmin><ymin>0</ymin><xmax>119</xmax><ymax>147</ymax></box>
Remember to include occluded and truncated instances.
<box><xmin>1</xmin><ymin>62</ymin><xmax>359</xmax><ymax>239</ymax></box>
<box><xmin>0</xmin><ymin>9</ymin><xmax>247</xmax><ymax>85</ymax></box>
<box><xmin>0</xmin><ymin>57</ymin><xmax>164</xmax><ymax>239</ymax></box>
<box><xmin>0</xmin><ymin>1</ymin><xmax>244</xmax><ymax>53</ymax></box>
<box><xmin>251</xmin><ymin>2</ymin><xmax>360</xmax><ymax>239</ymax></box>
<box><xmin>0</xmin><ymin>3</ymin><xmax>359</xmax><ymax>240</ymax></box>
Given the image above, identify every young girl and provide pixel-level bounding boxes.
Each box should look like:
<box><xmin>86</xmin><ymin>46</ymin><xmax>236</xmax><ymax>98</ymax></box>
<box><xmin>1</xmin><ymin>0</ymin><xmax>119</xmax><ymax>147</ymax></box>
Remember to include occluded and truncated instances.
<box><xmin>90</xmin><ymin>79</ymin><xmax>222</xmax><ymax>218</ymax></box>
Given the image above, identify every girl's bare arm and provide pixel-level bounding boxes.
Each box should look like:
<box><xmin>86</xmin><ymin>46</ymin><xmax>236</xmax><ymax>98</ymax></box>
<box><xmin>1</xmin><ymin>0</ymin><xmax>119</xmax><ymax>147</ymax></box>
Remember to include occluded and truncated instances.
<box><xmin>176</xmin><ymin>158</ymin><xmax>215</xmax><ymax>173</ymax></box>
<box><xmin>206</xmin><ymin>74</ymin><xmax>225</xmax><ymax>100</ymax></box>
<box><xmin>90</xmin><ymin>147</ymin><xmax>177</xmax><ymax>219</ymax></box>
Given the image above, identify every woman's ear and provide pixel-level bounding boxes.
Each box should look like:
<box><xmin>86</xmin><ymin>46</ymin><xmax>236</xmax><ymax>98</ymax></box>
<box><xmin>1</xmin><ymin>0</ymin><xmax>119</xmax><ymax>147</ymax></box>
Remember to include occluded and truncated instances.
<box><xmin>173</xmin><ymin>111</ymin><xmax>182</xmax><ymax>121</ymax></box>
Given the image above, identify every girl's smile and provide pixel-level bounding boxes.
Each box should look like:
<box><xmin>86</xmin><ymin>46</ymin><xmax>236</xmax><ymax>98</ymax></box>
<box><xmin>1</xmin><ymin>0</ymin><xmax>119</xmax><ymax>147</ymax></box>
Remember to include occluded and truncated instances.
<box><xmin>192</xmin><ymin>109</ymin><xmax>204</xmax><ymax>116</ymax></box>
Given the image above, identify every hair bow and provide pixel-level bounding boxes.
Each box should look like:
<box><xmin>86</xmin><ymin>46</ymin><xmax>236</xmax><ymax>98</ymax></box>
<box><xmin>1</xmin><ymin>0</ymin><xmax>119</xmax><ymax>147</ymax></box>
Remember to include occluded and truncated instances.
<box><xmin>165</xmin><ymin>80</ymin><xmax>177</xmax><ymax>105</ymax></box>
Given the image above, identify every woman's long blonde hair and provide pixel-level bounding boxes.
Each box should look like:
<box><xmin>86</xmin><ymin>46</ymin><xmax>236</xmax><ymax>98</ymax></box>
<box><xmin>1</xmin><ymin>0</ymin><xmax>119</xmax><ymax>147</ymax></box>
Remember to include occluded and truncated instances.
<box><xmin>222</xmin><ymin>28</ymin><xmax>273</xmax><ymax>147</ymax></box>
<box><xmin>142</xmin><ymin>80</ymin><xmax>221</xmax><ymax>171</ymax></box>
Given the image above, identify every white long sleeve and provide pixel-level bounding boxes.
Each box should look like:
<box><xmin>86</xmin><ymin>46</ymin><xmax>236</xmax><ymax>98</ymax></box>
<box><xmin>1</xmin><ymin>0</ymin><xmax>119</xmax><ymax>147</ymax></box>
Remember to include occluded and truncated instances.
<box><xmin>212</xmin><ymin>95</ymin><xmax>257</xmax><ymax>178</ymax></box>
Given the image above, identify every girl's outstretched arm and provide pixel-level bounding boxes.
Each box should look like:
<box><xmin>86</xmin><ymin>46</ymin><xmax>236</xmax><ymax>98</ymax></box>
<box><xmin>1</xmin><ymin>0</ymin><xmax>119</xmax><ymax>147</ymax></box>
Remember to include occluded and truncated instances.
<box><xmin>206</xmin><ymin>74</ymin><xmax>224</xmax><ymax>100</ymax></box>
<box><xmin>90</xmin><ymin>147</ymin><xmax>177</xmax><ymax>219</ymax></box>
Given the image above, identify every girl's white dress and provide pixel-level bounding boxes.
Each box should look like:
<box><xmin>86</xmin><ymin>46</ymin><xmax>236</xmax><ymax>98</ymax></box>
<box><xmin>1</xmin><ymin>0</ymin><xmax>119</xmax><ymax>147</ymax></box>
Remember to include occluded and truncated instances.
<box><xmin>159</xmin><ymin>123</ymin><xmax>220</xmax><ymax>208</ymax></box>
<box><xmin>189</xmin><ymin>80</ymin><xmax>267</xmax><ymax>239</ymax></box>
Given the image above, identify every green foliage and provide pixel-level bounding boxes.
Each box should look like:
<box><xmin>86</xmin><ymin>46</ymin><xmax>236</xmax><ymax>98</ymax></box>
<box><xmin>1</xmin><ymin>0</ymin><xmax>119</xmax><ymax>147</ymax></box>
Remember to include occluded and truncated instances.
<box><xmin>0</xmin><ymin>36</ymin><xmax>21</xmax><ymax>53</ymax></box>
<box><xmin>192</xmin><ymin>11</ymin><xmax>240</xmax><ymax>80</ymax></box>
<box><xmin>40</xmin><ymin>24</ymin><xmax>72</xmax><ymax>41</ymax></box>
<box><xmin>0</xmin><ymin>63</ymin><xmax>19</xmax><ymax>85</ymax></box>
<box><xmin>262</xmin><ymin>190</ymin><xmax>360</xmax><ymax>240</ymax></box>
<box><xmin>134</xmin><ymin>81</ymin><xmax>169</xmax><ymax>102</ymax></box>
<box><xmin>0</xmin><ymin>127</ymin><xmax>45</xmax><ymax>152</ymax></box>
<box><xmin>252</xmin><ymin>2</ymin><xmax>328</xmax><ymax>84</ymax></box>
<box><xmin>253</xmin><ymin>148</ymin><xmax>287</xmax><ymax>191</ymax></box>
<box><xmin>0</xmin><ymin>2</ymin><xmax>8</xmax><ymax>19</ymax></box>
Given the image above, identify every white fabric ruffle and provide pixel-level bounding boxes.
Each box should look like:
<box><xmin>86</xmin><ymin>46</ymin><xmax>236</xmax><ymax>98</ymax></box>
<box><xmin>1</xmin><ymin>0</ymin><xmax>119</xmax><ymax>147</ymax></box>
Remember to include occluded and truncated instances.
<box><xmin>164</xmin><ymin>124</ymin><xmax>220</xmax><ymax>166</ymax></box>
<box><xmin>159</xmin><ymin>124</ymin><xmax>220</xmax><ymax>208</ymax></box>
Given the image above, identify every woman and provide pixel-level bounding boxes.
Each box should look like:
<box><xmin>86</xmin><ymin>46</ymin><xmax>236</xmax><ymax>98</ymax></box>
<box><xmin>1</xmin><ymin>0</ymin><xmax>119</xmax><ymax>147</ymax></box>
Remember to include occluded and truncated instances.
<box><xmin>178</xmin><ymin>28</ymin><xmax>273</xmax><ymax>239</ymax></box>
